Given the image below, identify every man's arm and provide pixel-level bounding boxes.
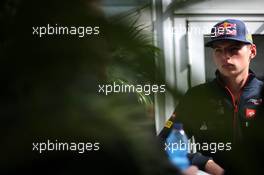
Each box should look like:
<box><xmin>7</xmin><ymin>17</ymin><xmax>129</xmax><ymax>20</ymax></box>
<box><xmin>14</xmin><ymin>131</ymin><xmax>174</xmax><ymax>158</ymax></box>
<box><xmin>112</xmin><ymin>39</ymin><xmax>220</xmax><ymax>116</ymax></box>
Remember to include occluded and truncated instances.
<box><xmin>188</xmin><ymin>152</ymin><xmax>224</xmax><ymax>175</ymax></box>
<box><xmin>205</xmin><ymin>160</ymin><xmax>225</xmax><ymax>175</ymax></box>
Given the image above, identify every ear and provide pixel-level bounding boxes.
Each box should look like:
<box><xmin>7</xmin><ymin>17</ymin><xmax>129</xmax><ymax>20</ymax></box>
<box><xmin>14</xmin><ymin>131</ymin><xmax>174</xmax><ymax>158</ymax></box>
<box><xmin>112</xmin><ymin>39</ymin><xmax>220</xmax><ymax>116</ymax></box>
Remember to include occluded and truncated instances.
<box><xmin>249</xmin><ymin>44</ymin><xmax>257</xmax><ymax>60</ymax></box>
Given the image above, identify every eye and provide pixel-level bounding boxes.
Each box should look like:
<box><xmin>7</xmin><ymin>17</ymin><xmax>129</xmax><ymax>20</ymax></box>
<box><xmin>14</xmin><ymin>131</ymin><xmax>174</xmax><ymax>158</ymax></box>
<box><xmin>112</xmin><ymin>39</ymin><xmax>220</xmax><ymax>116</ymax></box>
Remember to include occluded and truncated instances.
<box><xmin>214</xmin><ymin>48</ymin><xmax>222</xmax><ymax>53</ymax></box>
<box><xmin>229</xmin><ymin>47</ymin><xmax>240</xmax><ymax>54</ymax></box>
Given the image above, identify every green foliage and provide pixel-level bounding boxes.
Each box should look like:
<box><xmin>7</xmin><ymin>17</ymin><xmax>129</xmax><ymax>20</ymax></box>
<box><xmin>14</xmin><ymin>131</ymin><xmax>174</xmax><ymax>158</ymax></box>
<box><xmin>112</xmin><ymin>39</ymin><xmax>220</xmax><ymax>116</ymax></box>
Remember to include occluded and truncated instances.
<box><xmin>0</xmin><ymin>1</ymin><xmax>180</xmax><ymax>175</ymax></box>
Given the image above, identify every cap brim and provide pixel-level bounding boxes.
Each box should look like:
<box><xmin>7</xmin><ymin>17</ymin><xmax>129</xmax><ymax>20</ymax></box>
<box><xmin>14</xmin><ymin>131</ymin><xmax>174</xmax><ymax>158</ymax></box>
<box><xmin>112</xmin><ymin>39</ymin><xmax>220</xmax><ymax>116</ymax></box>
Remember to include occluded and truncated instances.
<box><xmin>205</xmin><ymin>38</ymin><xmax>252</xmax><ymax>47</ymax></box>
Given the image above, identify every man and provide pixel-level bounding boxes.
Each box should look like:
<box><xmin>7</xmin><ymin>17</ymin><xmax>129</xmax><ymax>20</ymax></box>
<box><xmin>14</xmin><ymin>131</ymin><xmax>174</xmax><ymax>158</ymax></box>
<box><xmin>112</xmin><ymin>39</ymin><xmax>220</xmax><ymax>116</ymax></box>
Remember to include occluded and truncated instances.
<box><xmin>160</xmin><ymin>19</ymin><xmax>264</xmax><ymax>174</ymax></box>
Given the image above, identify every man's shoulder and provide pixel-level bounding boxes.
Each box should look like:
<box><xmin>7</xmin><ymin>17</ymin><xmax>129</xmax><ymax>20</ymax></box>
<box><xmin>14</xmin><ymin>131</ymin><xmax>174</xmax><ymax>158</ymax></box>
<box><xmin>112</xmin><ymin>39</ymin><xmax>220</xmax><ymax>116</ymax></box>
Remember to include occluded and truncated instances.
<box><xmin>246</xmin><ymin>76</ymin><xmax>264</xmax><ymax>96</ymax></box>
<box><xmin>252</xmin><ymin>77</ymin><xmax>264</xmax><ymax>87</ymax></box>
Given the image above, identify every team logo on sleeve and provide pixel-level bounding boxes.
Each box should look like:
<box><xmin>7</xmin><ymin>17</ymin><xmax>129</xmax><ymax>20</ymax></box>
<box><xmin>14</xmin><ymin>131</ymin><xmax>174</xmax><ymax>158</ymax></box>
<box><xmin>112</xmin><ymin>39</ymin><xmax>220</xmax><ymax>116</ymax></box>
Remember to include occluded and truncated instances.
<box><xmin>200</xmin><ymin>122</ymin><xmax>208</xmax><ymax>131</ymax></box>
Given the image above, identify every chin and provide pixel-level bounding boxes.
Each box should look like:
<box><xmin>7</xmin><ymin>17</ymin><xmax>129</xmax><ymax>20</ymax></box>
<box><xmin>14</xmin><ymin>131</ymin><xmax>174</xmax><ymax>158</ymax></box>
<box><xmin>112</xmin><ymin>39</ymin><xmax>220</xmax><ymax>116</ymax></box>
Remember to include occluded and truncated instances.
<box><xmin>220</xmin><ymin>69</ymin><xmax>238</xmax><ymax>77</ymax></box>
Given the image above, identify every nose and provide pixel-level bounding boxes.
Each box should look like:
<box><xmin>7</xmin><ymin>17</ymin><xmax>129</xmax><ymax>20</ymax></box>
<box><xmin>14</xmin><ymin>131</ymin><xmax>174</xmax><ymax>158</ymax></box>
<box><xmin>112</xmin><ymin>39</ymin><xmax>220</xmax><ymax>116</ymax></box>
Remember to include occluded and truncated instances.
<box><xmin>222</xmin><ymin>48</ymin><xmax>231</xmax><ymax>60</ymax></box>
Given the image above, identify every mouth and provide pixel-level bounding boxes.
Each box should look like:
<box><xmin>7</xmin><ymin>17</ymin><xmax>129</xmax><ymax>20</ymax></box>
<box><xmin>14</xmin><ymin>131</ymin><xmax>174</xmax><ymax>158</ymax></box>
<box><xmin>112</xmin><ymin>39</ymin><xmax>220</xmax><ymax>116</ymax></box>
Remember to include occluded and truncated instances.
<box><xmin>222</xmin><ymin>63</ymin><xmax>235</xmax><ymax>69</ymax></box>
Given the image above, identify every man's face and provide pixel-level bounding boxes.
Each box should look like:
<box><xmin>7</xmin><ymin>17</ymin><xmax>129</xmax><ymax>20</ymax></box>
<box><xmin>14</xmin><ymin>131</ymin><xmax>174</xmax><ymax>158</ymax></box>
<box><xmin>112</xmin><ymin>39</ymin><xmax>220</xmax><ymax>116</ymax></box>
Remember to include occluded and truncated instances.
<box><xmin>212</xmin><ymin>40</ymin><xmax>256</xmax><ymax>77</ymax></box>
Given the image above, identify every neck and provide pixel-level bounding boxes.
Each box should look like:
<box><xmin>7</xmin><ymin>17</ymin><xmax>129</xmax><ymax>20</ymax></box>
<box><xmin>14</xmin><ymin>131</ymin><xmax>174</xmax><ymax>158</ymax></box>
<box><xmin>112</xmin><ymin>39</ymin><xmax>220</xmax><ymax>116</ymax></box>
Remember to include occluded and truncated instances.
<box><xmin>221</xmin><ymin>70</ymin><xmax>249</xmax><ymax>100</ymax></box>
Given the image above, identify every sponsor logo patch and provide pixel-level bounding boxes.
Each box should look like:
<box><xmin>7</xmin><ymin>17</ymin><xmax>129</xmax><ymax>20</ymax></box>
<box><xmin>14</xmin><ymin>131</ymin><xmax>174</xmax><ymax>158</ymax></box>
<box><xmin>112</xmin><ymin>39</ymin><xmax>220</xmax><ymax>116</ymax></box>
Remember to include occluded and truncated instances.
<box><xmin>245</xmin><ymin>108</ymin><xmax>256</xmax><ymax>119</ymax></box>
<box><xmin>165</xmin><ymin>120</ymin><xmax>173</xmax><ymax>128</ymax></box>
<box><xmin>247</xmin><ymin>98</ymin><xmax>262</xmax><ymax>105</ymax></box>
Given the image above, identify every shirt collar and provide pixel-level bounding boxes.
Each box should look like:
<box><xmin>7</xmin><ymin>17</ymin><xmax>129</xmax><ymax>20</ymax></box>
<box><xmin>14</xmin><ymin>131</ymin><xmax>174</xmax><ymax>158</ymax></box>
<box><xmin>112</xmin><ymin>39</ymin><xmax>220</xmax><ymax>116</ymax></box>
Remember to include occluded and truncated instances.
<box><xmin>215</xmin><ymin>69</ymin><xmax>256</xmax><ymax>88</ymax></box>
